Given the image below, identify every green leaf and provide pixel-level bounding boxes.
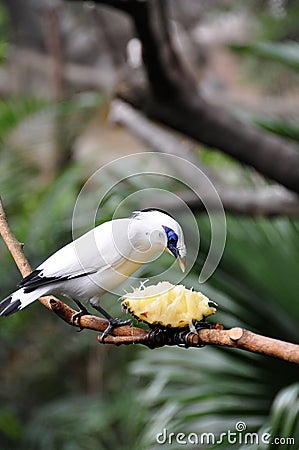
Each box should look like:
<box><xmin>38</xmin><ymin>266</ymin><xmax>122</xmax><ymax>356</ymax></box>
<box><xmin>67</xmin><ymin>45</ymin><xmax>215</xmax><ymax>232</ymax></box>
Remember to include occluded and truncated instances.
<box><xmin>0</xmin><ymin>408</ymin><xmax>22</xmax><ymax>440</ymax></box>
<box><xmin>0</xmin><ymin>96</ymin><xmax>48</xmax><ymax>143</ymax></box>
<box><xmin>231</xmin><ymin>41</ymin><xmax>299</xmax><ymax>72</ymax></box>
<box><xmin>254</xmin><ymin>119</ymin><xmax>299</xmax><ymax>143</ymax></box>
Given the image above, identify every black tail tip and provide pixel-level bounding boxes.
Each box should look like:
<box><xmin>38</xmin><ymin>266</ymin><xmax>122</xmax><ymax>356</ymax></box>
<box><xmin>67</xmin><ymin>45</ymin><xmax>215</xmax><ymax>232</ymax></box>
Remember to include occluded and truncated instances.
<box><xmin>0</xmin><ymin>295</ymin><xmax>12</xmax><ymax>312</ymax></box>
<box><xmin>0</xmin><ymin>298</ymin><xmax>22</xmax><ymax>317</ymax></box>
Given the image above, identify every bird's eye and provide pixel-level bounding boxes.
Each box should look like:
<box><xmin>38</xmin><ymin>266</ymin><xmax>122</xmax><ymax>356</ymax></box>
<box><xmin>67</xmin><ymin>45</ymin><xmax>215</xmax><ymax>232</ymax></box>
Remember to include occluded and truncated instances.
<box><xmin>169</xmin><ymin>237</ymin><xmax>177</xmax><ymax>246</ymax></box>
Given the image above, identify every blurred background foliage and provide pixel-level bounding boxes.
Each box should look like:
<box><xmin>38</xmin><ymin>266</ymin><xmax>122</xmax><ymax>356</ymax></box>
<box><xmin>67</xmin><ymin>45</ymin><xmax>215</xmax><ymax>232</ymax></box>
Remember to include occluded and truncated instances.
<box><xmin>0</xmin><ymin>1</ymin><xmax>299</xmax><ymax>449</ymax></box>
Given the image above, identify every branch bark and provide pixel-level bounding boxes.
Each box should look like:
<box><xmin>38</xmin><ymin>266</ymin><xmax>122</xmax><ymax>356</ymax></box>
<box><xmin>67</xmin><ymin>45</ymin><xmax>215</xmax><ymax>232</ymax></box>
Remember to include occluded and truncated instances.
<box><xmin>65</xmin><ymin>0</ymin><xmax>299</xmax><ymax>195</ymax></box>
<box><xmin>1</xmin><ymin>196</ymin><xmax>299</xmax><ymax>363</ymax></box>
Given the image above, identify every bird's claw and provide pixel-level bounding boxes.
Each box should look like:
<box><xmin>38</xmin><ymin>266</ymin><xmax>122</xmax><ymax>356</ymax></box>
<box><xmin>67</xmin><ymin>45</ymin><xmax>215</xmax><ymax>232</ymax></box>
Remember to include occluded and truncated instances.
<box><xmin>194</xmin><ymin>320</ymin><xmax>212</xmax><ymax>331</ymax></box>
<box><xmin>146</xmin><ymin>327</ymin><xmax>168</xmax><ymax>348</ymax></box>
<box><xmin>173</xmin><ymin>321</ymin><xmax>211</xmax><ymax>348</ymax></box>
<box><xmin>71</xmin><ymin>308</ymin><xmax>90</xmax><ymax>332</ymax></box>
<box><xmin>101</xmin><ymin>317</ymin><xmax>132</xmax><ymax>342</ymax></box>
<box><xmin>173</xmin><ymin>329</ymin><xmax>193</xmax><ymax>348</ymax></box>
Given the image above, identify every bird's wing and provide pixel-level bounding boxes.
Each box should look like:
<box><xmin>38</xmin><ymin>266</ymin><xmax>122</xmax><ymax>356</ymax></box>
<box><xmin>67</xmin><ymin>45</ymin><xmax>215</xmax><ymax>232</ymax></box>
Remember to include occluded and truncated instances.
<box><xmin>18</xmin><ymin>220</ymin><xmax>131</xmax><ymax>292</ymax></box>
<box><xmin>18</xmin><ymin>267</ymin><xmax>97</xmax><ymax>292</ymax></box>
<box><xmin>18</xmin><ymin>223</ymin><xmax>116</xmax><ymax>291</ymax></box>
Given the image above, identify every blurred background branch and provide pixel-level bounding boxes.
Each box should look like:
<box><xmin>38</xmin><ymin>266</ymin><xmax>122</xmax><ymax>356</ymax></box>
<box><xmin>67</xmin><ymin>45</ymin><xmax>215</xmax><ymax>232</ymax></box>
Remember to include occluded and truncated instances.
<box><xmin>111</xmin><ymin>99</ymin><xmax>299</xmax><ymax>216</ymax></box>
<box><xmin>81</xmin><ymin>0</ymin><xmax>299</xmax><ymax>195</ymax></box>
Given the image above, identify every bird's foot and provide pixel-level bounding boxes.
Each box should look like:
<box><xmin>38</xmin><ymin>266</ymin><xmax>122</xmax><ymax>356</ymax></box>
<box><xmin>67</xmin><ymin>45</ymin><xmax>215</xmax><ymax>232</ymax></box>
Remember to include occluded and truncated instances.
<box><xmin>146</xmin><ymin>327</ymin><xmax>168</xmax><ymax>348</ymax></box>
<box><xmin>193</xmin><ymin>320</ymin><xmax>212</xmax><ymax>331</ymax></box>
<box><xmin>71</xmin><ymin>306</ymin><xmax>91</xmax><ymax>332</ymax></box>
<box><xmin>173</xmin><ymin>329</ymin><xmax>195</xmax><ymax>348</ymax></box>
<box><xmin>173</xmin><ymin>321</ymin><xmax>211</xmax><ymax>348</ymax></box>
<box><xmin>101</xmin><ymin>317</ymin><xmax>132</xmax><ymax>342</ymax></box>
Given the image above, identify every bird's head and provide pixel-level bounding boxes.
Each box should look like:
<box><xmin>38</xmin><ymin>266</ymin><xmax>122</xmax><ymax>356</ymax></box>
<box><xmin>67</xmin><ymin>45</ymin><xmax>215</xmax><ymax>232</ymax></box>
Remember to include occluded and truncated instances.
<box><xmin>130</xmin><ymin>208</ymin><xmax>186</xmax><ymax>272</ymax></box>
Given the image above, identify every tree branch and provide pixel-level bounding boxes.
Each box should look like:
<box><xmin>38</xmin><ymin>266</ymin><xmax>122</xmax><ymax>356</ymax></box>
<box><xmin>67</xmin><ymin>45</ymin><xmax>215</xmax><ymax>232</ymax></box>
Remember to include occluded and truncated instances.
<box><xmin>1</xmin><ymin>196</ymin><xmax>299</xmax><ymax>362</ymax></box>
<box><xmin>110</xmin><ymin>99</ymin><xmax>299</xmax><ymax>216</ymax></box>
<box><xmin>100</xmin><ymin>326</ymin><xmax>299</xmax><ymax>365</ymax></box>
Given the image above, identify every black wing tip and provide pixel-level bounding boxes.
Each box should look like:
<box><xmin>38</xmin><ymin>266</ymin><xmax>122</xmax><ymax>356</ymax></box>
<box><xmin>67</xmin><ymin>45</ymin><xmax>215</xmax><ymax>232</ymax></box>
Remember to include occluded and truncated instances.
<box><xmin>18</xmin><ymin>269</ymin><xmax>94</xmax><ymax>294</ymax></box>
<box><xmin>0</xmin><ymin>299</ymin><xmax>21</xmax><ymax>316</ymax></box>
<box><xmin>19</xmin><ymin>269</ymin><xmax>60</xmax><ymax>293</ymax></box>
<box><xmin>18</xmin><ymin>269</ymin><xmax>42</xmax><ymax>288</ymax></box>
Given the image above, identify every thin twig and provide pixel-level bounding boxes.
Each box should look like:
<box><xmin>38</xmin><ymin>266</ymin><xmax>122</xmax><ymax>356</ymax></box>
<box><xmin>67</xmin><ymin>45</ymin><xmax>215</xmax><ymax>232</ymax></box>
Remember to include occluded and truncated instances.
<box><xmin>1</xmin><ymin>196</ymin><xmax>299</xmax><ymax>363</ymax></box>
<box><xmin>41</xmin><ymin>6</ymin><xmax>65</xmax><ymax>100</ymax></box>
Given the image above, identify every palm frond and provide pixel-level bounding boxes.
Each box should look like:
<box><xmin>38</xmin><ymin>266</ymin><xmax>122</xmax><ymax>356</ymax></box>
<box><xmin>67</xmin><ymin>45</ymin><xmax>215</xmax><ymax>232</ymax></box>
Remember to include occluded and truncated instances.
<box><xmin>231</xmin><ymin>41</ymin><xmax>299</xmax><ymax>72</ymax></box>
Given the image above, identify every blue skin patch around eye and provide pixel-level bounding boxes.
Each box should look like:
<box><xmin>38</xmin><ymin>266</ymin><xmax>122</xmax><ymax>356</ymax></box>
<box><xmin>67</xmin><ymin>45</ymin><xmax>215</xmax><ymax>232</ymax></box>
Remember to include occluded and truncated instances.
<box><xmin>162</xmin><ymin>226</ymin><xmax>179</xmax><ymax>258</ymax></box>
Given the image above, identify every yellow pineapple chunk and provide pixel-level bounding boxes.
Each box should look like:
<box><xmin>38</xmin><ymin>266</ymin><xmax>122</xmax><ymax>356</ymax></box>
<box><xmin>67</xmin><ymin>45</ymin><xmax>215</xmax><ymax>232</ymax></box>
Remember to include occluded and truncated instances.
<box><xmin>121</xmin><ymin>281</ymin><xmax>217</xmax><ymax>328</ymax></box>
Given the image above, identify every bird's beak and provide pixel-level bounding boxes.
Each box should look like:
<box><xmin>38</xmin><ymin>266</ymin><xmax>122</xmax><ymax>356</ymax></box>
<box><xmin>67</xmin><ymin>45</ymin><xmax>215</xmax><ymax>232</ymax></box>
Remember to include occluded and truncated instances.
<box><xmin>178</xmin><ymin>256</ymin><xmax>186</xmax><ymax>273</ymax></box>
<box><xmin>165</xmin><ymin>247</ymin><xmax>186</xmax><ymax>272</ymax></box>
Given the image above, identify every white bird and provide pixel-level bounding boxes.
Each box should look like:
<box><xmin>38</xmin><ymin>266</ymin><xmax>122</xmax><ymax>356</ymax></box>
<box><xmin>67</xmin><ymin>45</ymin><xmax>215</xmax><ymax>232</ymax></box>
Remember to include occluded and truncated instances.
<box><xmin>0</xmin><ymin>209</ymin><xmax>186</xmax><ymax>337</ymax></box>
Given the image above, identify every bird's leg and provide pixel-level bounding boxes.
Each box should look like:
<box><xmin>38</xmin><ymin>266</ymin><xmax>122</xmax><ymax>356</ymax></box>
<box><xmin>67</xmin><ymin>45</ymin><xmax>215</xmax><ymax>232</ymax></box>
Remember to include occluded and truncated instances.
<box><xmin>89</xmin><ymin>300</ymin><xmax>132</xmax><ymax>341</ymax></box>
<box><xmin>71</xmin><ymin>299</ymin><xmax>91</xmax><ymax>331</ymax></box>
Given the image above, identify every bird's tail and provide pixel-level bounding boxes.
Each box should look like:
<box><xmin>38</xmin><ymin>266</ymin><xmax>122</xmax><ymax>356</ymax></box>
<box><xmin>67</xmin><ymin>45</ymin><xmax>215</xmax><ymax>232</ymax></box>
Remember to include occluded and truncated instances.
<box><xmin>0</xmin><ymin>287</ymin><xmax>46</xmax><ymax>316</ymax></box>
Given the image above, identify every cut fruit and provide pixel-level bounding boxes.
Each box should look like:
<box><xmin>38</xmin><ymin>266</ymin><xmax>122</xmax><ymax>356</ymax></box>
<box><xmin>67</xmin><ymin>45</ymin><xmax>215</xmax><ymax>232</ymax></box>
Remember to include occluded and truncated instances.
<box><xmin>121</xmin><ymin>281</ymin><xmax>217</xmax><ymax>328</ymax></box>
